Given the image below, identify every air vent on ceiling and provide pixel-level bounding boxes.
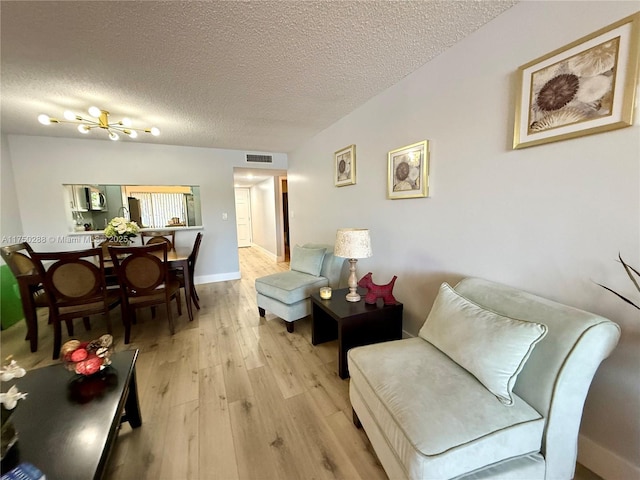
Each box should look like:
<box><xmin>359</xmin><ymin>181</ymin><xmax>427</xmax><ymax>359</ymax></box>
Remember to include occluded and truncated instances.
<box><xmin>246</xmin><ymin>154</ymin><xmax>273</xmax><ymax>164</ymax></box>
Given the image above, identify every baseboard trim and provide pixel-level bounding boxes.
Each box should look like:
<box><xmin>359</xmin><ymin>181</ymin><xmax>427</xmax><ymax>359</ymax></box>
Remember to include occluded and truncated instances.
<box><xmin>195</xmin><ymin>272</ymin><xmax>241</xmax><ymax>284</ymax></box>
<box><xmin>578</xmin><ymin>434</ymin><xmax>639</xmax><ymax>479</ymax></box>
<box><xmin>250</xmin><ymin>243</ymin><xmax>278</xmax><ymax>262</ymax></box>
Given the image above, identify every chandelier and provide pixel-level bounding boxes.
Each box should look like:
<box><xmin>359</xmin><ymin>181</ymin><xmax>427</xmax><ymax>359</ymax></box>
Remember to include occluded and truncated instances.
<box><xmin>37</xmin><ymin>106</ymin><xmax>160</xmax><ymax>141</ymax></box>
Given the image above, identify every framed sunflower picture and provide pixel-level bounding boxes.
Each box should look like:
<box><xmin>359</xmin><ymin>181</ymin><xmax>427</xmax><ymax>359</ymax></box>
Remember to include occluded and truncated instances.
<box><xmin>387</xmin><ymin>140</ymin><xmax>429</xmax><ymax>199</ymax></box>
<box><xmin>513</xmin><ymin>12</ymin><xmax>640</xmax><ymax>149</ymax></box>
<box><xmin>334</xmin><ymin>144</ymin><xmax>356</xmax><ymax>186</ymax></box>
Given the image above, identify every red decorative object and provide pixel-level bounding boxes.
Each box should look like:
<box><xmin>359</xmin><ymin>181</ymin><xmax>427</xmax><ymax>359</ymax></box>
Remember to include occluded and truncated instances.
<box><xmin>357</xmin><ymin>272</ymin><xmax>398</xmax><ymax>305</ymax></box>
<box><xmin>70</xmin><ymin>348</ymin><xmax>88</xmax><ymax>362</ymax></box>
<box><xmin>61</xmin><ymin>335</ymin><xmax>113</xmax><ymax>376</ymax></box>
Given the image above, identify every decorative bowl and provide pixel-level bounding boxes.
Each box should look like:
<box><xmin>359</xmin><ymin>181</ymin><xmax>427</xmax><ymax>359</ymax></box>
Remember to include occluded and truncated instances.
<box><xmin>61</xmin><ymin>334</ymin><xmax>113</xmax><ymax>376</ymax></box>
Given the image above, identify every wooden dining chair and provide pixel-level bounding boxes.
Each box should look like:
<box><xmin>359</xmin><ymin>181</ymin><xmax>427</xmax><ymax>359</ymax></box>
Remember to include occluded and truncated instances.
<box><xmin>0</xmin><ymin>243</ymin><xmax>49</xmax><ymax>351</ymax></box>
<box><xmin>141</xmin><ymin>230</ymin><xmax>175</xmax><ymax>251</ymax></box>
<box><xmin>96</xmin><ymin>239</ymin><xmax>123</xmax><ymax>287</ymax></box>
<box><xmin>172</xmin><ymin>232</ymin><xmax>203</xmax><ymax>309</ymax></box>
<box><xmin>1</xmin><ymin>243</ymin><xmax>98</xmax><ymax>351</ymax></box>
<box><xmin>1</xmin><ymin>242</ymin><xmax>36</xmax><ymax>275</ymax></box>
<box><xmin>1</xmin><ymin>242</ymin><xmax>39</xmax><ymax>289</ymax></box>
<box><xmin>108</xmin><ymin>242</ymin><xmax>182</xmax><ymax>344</ymax></box>
<box><xmin>30</xmin><ymin>247</ymin><xmax>121</xmax><ymax>360</ymax></box>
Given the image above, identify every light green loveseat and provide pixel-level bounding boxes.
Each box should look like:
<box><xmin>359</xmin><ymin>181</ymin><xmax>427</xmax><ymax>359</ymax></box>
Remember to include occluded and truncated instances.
<box><xmin>348</xmin><ymin>277</ymin><xmax>620</xmax><ymax>480</ymax></box>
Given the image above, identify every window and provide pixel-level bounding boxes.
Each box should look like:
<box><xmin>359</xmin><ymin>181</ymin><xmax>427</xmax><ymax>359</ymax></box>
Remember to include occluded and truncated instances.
<box><xmin>130</xmin><ymin>192</ymin><xmax>186</xmax><ymax>228</ymax></box>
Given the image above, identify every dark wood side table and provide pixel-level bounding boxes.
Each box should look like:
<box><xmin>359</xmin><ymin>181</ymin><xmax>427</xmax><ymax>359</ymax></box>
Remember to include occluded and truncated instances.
<box><xmin>311</xmin><ymin>287</ymin><xmax>403</xmax><ymax>379</ymax></box>
<box><xmin>1</xmin><ymin>349</ymin><xmax>141</xmax><ymax>480</ymax></box>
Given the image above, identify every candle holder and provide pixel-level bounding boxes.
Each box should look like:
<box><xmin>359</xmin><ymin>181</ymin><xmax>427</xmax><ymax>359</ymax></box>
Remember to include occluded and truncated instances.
<box><xmin>320</xmin><ymin>287</ymin><xmax>332</xmax><ymax>300</ymax></box>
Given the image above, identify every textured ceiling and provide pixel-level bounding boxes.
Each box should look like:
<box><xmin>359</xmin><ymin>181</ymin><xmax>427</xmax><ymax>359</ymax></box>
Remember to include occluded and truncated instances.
<box><xmin>1</xmin><ymin>1</ymin><xmax>516</xmax><ymax>153</ymax></box>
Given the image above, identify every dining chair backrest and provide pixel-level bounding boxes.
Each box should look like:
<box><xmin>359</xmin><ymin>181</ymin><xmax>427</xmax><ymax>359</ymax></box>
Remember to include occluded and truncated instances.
<box><xmin>0</xmin><ymin>242</ymin><xmax>37</xmax><ymax>277</ymax></box>
<box><xmin>96</xmin><ymin>240</ymin><xmax>124</xmax><ymax>287</ymax></box>
<box><xmin>109</xmin><ymin>243</ymin><xmax>170</xmax><ymax>297</ymax></box>
<box><xmin>30</xmin><ymin>247</ymin><xmax>109</xmax><ymax>309</ymax></box>
<box><xmin>189</xmin><ymin>232</ymin><xmax>203</xmax><ymax>268</ymax></box>
<box><xmin>98</xmin><ymin>240</ymin><xmax>122</xmax><ymax>258</ymax></box>
<box><xmin>91</xmin><ymin>234</ymin><xmax>108</xmax><ymax>248</ymax></box>
<box><xmin>141</xmin><ymin>230</ymin><xmax>175</xmax><ymax>251</ymax></box>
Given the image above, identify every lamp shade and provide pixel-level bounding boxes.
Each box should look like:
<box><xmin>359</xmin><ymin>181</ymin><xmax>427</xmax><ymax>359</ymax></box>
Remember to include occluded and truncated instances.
<box><xmin>334</xmin><ymin>228</ymin><xmax>372</xmax><ymax>259</ymax></box>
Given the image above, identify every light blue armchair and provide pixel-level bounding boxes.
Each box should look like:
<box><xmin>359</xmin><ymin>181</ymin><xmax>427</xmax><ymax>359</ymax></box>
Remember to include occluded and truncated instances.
<box><xmin>256</xmin><ymin>243</ymin><xmax>345</xmax><ymax>332</ymax></box>
<box><xmin>348</xmin><ymin>278</ymin><xmax>621</xmax><ymax>480</ymax></box>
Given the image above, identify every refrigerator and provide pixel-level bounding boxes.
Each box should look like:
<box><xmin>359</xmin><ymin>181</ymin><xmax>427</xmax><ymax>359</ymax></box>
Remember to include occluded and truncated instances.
<box><xmin>185</xmin><ymin>194</ymin><xmax>196</xmax><ymax>227</ymax></box>
<box><xmin>127</xmin><ymin>197</ymin><xmax>143</xmax><ymax>227</ymax></box>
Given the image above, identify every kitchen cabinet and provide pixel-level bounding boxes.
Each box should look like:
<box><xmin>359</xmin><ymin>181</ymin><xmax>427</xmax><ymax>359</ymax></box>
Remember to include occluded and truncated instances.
<box><xmin>68</xmin><ymin>185</ymin><xmax>89</xmax><ymax>212</ymax></box>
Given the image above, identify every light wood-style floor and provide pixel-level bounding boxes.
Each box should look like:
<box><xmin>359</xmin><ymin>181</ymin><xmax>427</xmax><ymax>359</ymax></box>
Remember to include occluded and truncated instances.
<box><xmin>1</xmin><ymin>247</ymin><xmax>387</xmax><ymax>480</ymax></box>
<box><xmin>0</xmin><ymin>246</ymin><xmax>602</xmax><ymax>480</ymax></box>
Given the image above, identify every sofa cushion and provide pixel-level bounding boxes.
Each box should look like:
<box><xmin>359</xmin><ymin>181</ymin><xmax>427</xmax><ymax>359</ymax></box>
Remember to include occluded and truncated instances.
<box><xmin>290</xmin><ymin>245</ymin><xmax>326</xmax><ymax>276</ymax></box>
<box><xmin>255</xmin><ymin>270</ymin><xmax>328</xmax><ymax>305</ymax></box>
<box><xmin>302</xmin><ymin>243</ymin><xmax>344</xmax><ymax>288</ymax></box>
<box><xmin>418</xmin><ymin>283</ymin><xmax>547</xmax><ymax>405</ymax></box>
<box><xmin>348</xmin><ymin>338</ymin><xmax>545</xmax><ymax>479</ymax></box>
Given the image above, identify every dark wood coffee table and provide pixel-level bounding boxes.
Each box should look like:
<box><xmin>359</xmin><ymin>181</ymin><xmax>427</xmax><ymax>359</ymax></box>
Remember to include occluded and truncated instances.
<box><xmin>1</xmin><ymin>349</ymin><xmax>141</xmax><ymax>479</ymax></box>
<box><xmin>311</xmin><ymin>288</ymin><xmax>403</xmax><ymax>378</ymax></box>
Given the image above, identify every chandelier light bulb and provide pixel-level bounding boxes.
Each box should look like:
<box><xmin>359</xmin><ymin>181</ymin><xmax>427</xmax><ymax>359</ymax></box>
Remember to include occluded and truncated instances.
<box><xmin>38</xmin><ymin>114</ymin><xmax>51</xmax><ymax>125</ymax></box>
<box><xmin>63</xmin><ymin>110</ymin><xmax>76</xmax><ymax>121</ymax></box>
<box><xmin>108</xmin><ymin>131</ymin><xmax>120</xmax><ymax>141</ymax></box>
<box><xmin>150</xmin><ymin>127</ymin><xmax>160</xmax><ymax>136</ymax></box>
<box><xmin>121</xmin><ymin>117</ymin><xmax>132</xmax><ymax>127</ymax></box>
<box><xmin>88</xmin><ymin>106</ymin><xmax>101</xmax><ymax>118</ymax></box>
<box><xmin>128</xmin><ymin>130</ymin><xmax>138</xmax><ymax>139</ymax></box>
<box><xmin>78</xmin><ymin>124</ymin><xmax>90</xmax><ymax>134</ymax></box>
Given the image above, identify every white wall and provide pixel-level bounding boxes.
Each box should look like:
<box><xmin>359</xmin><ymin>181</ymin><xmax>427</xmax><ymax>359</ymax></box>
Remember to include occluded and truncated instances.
<box><xmin>250</xmin><ymin>177</ymin><xmax>278</xmax><ymax>257</ymax></box>
<box><xmin>287</xmin><ymin>2</ymin><xmax>640</xmax><ymax>477</ymax></box>
<box><xmin>0</xmin><ymin>134</ymin><xmax>24</xmax><ymax>239</ymax></box>
<box><xmin>5</xmin><ymin>135</ymin><xmax>287</xmax><ymax>283</ymax></box>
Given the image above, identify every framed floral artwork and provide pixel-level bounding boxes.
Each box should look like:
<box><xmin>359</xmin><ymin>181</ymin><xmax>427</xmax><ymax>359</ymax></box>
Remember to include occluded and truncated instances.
<box><xmin>387</xmin><ymin>140</ymin><xmax>429</xmax><ymax>199</ymax></box>
<box><xmin>334</xmin><ymin>144</ymin><xmax>356</xmax><ymax>186</ymax></box>
<box><xmin>513</xmin><ymin>12</ymin><xmax>640</xmax><ymax>149</ymax></box>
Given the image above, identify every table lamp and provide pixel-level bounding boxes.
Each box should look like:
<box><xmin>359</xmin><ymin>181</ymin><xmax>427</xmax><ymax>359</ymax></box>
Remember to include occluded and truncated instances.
<box><xmin>334</xmin><ymin>228</ymin><xmax>372</xmax><ymax>302</ymax></box>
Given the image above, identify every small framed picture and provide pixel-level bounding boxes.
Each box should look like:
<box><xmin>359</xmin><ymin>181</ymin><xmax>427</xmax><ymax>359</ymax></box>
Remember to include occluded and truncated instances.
<box><xmin>334</xmin><ymin>144</ymin><xmax>356</xmax><ymax>186</ymax></box>
<box><xmin>387</xmin><ymin>140</ymin><xmax>429</xmax><ymax>199</ymax></box>
<box><xmin>513</xmin><ymin>12</ymin><xmax>640</xmax><ymax>149</ymax></box>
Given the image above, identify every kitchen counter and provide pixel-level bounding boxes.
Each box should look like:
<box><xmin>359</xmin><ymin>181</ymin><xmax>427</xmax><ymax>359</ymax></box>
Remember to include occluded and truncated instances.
<box><xmin>68</xmin><ymin>226</ymin><xmax>204</xmax><ymax>235</ymax></box>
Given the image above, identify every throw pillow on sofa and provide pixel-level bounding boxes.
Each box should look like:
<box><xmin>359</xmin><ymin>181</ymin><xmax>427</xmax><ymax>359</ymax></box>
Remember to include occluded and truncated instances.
<box><xmin>419</xmin><ymin>282</ymin><xmax>547</xmax><ymax>405</ymax></box>
<box><xmin>290</xmin><ymin>245</ymin><xmax>326</xmax><ymax>276</ymax></box>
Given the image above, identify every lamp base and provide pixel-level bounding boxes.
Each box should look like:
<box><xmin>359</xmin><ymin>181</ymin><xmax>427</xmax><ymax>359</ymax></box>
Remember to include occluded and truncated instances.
<box><xmin>345</xmin><ymin>258</ymin><xmax>361</xmax><ymax>302</ymax></box>
<box><xmin>346</xmin><ymin>289</ymin><xmax>361</xmax><ymax>302</ymax></box>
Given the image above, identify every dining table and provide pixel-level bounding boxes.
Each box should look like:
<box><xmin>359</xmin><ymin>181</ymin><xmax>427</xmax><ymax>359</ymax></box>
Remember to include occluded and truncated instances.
<box><xmin>18</xmin><ymin>246</ymin><xmax>194</xmax><ymax>352</ymax></box>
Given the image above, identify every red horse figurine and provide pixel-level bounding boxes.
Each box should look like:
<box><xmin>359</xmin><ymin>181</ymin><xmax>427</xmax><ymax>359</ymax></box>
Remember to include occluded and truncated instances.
<box><xmin>357</xmin><ymin>272</ymin><xmax>398</xmax><ymax>305</ymax></box>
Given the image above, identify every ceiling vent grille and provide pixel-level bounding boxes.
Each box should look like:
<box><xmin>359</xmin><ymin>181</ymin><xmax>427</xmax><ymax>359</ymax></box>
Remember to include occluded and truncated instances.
<box><xmin>246</xmin><ymin>154</ymin><xmax>273</xmax><ymax>164</ymax></box>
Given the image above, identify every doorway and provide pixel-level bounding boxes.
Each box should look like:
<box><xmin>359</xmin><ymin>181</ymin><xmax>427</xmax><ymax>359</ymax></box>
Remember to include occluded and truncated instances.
<box><xmin>232</xmin><ymin>168</ymin><xmax>289</xmax><ymax>264</ymax></box>
<box><xmin>234</xmin><ymin>188</ymin><xmax>252</xmax><ymax>247</ymax></box>
<box><xmin>281</xmin><ymin>178</ymin><xmax>290</xmax><ymax>261</ymax></box>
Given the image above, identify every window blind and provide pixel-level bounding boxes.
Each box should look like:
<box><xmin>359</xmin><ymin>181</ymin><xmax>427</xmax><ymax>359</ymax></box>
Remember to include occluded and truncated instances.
<box><xmin>130</xmin><ymin>192</ymin><xmax>186</xmax><ymax>228</ymax></box>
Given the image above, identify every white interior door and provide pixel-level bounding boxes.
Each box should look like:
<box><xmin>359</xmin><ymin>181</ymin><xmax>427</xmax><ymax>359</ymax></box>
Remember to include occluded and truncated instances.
<box><xmin>235</xmin><ymin>188</ymin><xmax>252</xmax><ymax>247</ymax></box>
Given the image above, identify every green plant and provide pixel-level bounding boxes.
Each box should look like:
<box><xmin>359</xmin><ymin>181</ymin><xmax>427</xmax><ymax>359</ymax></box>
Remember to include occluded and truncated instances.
<box><xmin>597</xmin><ymin>254</ymin><xmax>640</xmax><ymax>310</ymax></box>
